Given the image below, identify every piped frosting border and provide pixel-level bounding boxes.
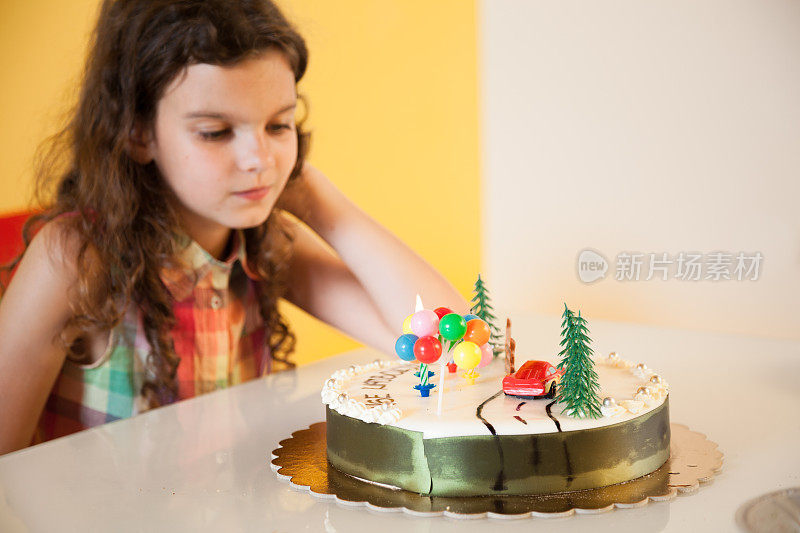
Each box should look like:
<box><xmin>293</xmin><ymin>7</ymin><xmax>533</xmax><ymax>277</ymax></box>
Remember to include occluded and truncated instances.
<box><xmin>321</xmin><ymin>359</ymin><xmax>405</xmax><ymax>424</ymax></box>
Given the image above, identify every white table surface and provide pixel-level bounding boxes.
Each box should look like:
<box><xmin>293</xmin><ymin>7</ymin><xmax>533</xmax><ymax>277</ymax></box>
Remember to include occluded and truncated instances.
<box><xmin>1</xmin><ymin>313</ymin><xmax>798</xmax><ymax>533</ymax></box>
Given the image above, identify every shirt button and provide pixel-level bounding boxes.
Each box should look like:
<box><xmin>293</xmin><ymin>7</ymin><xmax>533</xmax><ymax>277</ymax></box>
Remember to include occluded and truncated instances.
<box><xmin>210</xmin><ymin>295</ymin><xmax>223</xmax><ymax>309</ymax></box>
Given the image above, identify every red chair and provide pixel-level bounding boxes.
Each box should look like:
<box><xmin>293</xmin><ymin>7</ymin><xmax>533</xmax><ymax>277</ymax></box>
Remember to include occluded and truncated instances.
<box><xmin>0</xmin><ymin>211</ymin><xmax>34</xmax><ymax>281</ymax></box>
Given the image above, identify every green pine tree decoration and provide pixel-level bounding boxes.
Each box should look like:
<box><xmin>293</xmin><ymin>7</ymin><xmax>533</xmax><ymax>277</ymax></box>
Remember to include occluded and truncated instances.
<box><xmin>555</xmin><ymin>304</ymin><xmax>602</xmax><ymax>419</ymax></box>
<box><xmin>470</xmin><ymin>274</ymin><xmax>504</xmax><ymax>357</ymax></box>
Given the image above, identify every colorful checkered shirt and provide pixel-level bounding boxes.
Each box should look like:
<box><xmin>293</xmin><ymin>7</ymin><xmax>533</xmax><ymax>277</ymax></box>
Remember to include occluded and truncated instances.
<box><xmin>35</xmin><ymin>231</ymin><xmax>271</xmax><ymax>442</ymax></box>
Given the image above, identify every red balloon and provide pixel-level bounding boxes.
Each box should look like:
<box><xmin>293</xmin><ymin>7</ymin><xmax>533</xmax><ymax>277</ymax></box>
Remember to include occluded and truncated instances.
<box><xmin>464</xmin><ymin>319</ymin><xmax>490</xmax><ymax>346</ymax></box>
<box><xmin>433</xmin><ymin>307</ymin><xmax>454</xmax><ymax>320</ymax></box>
<box><xmin>414</xmin><ymin>335</ymin><xmax>442</xmax><ymax>364</ymax></box>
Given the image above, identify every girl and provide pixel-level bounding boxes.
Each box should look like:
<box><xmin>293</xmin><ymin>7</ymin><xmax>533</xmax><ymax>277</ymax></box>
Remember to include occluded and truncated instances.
<box><xmin>0</xmin><ymin>0</ymin><xmax>465</xmax><ymax>455</ymax></box>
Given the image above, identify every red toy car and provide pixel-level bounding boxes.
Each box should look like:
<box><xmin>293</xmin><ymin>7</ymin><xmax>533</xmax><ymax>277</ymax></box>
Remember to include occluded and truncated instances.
<box><xmin>502</xmin><ymin>360</ymin><xmax>564</xmax><ymax>399</ymax></box>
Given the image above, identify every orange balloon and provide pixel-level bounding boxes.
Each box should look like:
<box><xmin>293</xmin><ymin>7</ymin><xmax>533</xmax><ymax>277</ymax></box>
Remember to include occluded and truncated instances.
<box><xmin>464</xmin><ymin>319</ymin><xmax>490</xmax><ymax>346</ymax></box>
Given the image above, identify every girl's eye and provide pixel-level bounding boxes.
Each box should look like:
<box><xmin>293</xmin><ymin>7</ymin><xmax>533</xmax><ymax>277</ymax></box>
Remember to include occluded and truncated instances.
<box><xmin>197</xmin><ymin>123</ymin><xmax>292</xmax><ymax>141</ymax></box>
<box><xmin>199</xmin><ymin>129</ymin><xmax>231</xmax><ymax>141</ymax></box>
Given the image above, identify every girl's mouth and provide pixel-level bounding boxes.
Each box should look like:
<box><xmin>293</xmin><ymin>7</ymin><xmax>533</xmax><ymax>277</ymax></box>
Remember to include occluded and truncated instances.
<box><xmin>233</xmin><ymin>186</ymin><xmax>270</xmax><ymax>201</ymax></box>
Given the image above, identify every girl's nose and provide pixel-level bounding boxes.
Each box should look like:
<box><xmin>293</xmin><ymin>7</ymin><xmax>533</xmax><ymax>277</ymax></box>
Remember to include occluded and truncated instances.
<box><xmin>239</xmin><ymin>131</ymin><xmax>276</xmax><ymax>173</ymax></box>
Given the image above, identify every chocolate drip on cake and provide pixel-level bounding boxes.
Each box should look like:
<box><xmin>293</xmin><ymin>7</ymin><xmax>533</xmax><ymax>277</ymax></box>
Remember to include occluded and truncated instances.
<box><xmin>476</xmin><ymin>390</ymin><xmax>508</xmax><ymax>491</ymax></box>
<box><xmin>561</xmin><ymin>441</ymin><xmax>575</xmax><ymax>486</ymax></box>
<box><xmin>493</xmin><ymin>499</ymin><xmax>505</xmax><ymax>513</ymax></box>
<box><xmin>476</xmin><ymin>390</ymin><xmax>503</xmax><ymax>436</ymax></box>
<box><xmin>545</xmin><ymin>400</ymin><xmax>575</xmax><ymax>485</ymax></box>
<box><xmin>545</xmin><ymin>400</ymin><xmax>562</xmax><ymax>432</ymax></box>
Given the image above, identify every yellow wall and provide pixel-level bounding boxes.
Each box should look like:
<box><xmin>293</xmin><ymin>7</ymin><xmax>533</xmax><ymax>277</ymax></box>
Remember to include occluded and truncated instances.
<box><xmin>0</xmin><ymin>0</ymin><xmax>99</xmax><ymax>213</ymax></box>
<box><xmin>0</xmin><ymin>0</ymin><xmax>480</xmax><ymax>365</ymax></box>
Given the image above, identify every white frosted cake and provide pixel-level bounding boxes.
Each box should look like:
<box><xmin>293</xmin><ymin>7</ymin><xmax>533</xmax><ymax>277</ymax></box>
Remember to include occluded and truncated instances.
<box><xmin>322</xmin><ymin>353</ymin><xmax>670</xmax><ymax>497</ymax></box>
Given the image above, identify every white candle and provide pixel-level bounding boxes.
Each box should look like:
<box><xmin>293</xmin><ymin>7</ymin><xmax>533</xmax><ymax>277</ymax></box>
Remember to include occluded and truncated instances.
<box><xmin>437</xmin><ymin>346</ymin><xmax>447</xmax><ymax>416</ymax></box>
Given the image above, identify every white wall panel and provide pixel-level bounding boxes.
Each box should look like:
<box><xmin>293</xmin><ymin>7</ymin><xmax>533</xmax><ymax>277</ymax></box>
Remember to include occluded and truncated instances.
<box><xmin>481</xmin><ymin>0</ymin><xmax>800</xmax><ymax>339</ymax></box>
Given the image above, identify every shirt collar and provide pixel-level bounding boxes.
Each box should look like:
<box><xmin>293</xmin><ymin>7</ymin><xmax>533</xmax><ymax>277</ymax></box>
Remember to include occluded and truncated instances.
<box><xmin>160</xmin><ymin>229</ymin><xmax>260</xmax><ymax>301</ymax></box>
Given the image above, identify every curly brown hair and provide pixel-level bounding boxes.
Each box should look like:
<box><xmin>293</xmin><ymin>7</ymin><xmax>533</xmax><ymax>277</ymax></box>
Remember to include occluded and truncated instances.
<box><xmin>0</xmin><ymin>0</ymin><xmax>309</xmax><ymax>408</ymax></box>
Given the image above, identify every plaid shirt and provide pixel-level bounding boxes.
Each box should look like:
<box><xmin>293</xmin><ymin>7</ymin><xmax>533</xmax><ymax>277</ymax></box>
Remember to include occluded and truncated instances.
<box><xmin>35</xmin><ymin>231</ymin><xmax>271</xmax><ymax>442</ymax></box>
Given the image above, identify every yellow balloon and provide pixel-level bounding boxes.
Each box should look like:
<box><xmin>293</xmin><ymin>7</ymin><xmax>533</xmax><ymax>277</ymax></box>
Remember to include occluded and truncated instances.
<box><xmin>453</xmin><ymin>341</ymin><xmax>481</xmax><ymax>370</ymax></box>
<box><xmin>402</xmin><ymin>314</ymin><xmax>413</xmax><ymax>334</ymax></box>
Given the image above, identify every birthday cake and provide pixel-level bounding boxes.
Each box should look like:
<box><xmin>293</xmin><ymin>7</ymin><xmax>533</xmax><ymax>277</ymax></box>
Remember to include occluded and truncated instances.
<box><xmin>321</xmin><ymin>351</ymin><xmax>670</xmax><ymax>497</ymax></box>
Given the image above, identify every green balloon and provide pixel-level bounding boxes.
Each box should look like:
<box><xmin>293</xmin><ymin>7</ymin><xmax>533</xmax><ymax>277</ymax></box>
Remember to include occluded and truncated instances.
<box><xmin>439</xmin><ymin>313</ymin><xmax>467</xmax><ymax>341</ymax></box>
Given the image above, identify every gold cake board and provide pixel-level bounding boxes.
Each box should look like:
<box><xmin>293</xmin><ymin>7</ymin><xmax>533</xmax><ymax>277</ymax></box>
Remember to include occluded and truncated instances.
<box><xmin>270</xmin><ymin>422</ymin><xmax>722</xmax><ymax>519</ymax></box>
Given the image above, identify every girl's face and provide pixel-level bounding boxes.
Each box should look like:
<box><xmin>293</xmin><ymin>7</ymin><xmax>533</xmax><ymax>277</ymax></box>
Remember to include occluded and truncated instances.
<box><xmin>144</xmin><ymin>49</ymin><xmax>298</xmax><ymax>252</ymax></box>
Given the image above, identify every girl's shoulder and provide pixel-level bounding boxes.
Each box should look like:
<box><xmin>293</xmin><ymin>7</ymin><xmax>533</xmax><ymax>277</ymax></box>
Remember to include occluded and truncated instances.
<box><xmin>24</xmin><ymin>216</ymin><xmax>93</xmax><ymax>284</ymax></box>
<box><xmin>5</xmin><ymin>215</ymin><xmax>102</xmax><ymax>322</ymax></box>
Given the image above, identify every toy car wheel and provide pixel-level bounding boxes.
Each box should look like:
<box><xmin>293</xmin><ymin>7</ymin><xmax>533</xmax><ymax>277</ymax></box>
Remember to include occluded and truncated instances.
<box><xmin>545</xmin><ymin>382</ymin><xmax>557</xmax><ymax>399</ymax></box>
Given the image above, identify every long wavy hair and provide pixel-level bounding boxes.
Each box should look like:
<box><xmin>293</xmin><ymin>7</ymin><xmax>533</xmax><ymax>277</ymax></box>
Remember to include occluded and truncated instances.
<box><xmin>0</xmin><ymin>0</ymin><xmax>309</xmax><ymax>408</ymax></box>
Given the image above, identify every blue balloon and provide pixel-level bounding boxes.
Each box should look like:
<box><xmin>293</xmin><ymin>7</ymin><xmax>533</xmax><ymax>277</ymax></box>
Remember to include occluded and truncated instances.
<box><xmin>395</xmin><ymin>334</ymin><xmax>418</xmax><ymax>361</ymax></box>
<box><xmin>463</xmin><ymin>314</ymin><xmax>480</xmax><ymax>322</ymax></box>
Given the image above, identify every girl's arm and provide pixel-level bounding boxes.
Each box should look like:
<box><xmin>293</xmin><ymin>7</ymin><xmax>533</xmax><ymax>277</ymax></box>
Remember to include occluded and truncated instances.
<box><xmin>281</xmin><ymin>163</ymin><xmax>468</xmax><ymax>355</ymax></box>
<box><xmin>0</xmin><ymin>222</ymin><xmax>78</xmax><ymax>454</ymax></box>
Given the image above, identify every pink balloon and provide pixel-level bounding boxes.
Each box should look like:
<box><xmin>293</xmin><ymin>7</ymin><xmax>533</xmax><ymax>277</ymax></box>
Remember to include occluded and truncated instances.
<box><xmin>410</xmin><ymin>309</ymin><xmax>439</xmax><ymax>337</ymax></box>
<box><xmin>478</xmin><ymin>343</ymin><xmax>493</xmax><ymax>368</ymax></box>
